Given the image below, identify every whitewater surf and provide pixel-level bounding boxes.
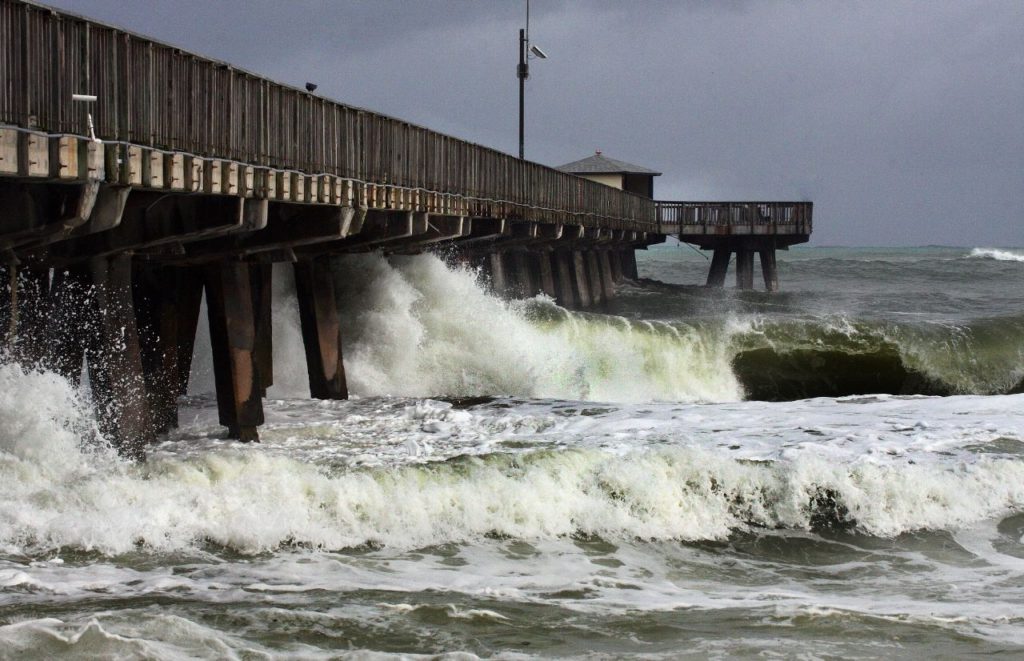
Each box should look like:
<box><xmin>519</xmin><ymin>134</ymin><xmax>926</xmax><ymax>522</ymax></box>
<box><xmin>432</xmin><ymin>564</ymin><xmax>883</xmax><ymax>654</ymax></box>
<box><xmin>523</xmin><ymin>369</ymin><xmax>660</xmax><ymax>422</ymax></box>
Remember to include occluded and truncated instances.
<box><xmin>2</xmin><ymin>245</ymin><xmax>1024</xmax><ymax>658</ymax></box>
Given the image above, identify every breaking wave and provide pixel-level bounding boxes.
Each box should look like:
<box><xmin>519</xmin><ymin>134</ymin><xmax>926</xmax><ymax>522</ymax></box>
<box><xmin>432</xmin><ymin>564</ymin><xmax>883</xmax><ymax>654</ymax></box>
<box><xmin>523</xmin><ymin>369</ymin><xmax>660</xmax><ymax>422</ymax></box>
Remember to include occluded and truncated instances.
<box><xmin>2</xmin><ymin>364</ymin><xmax>1024</xmax><ymax>555</ymax></box>
<box><xmin>305</xmin><ymin>254</ymin><xmax>1024</xmax><ymax>402</ymax></box>
<box><xmin>323</xmin><ymin>255</ymin><xmax>743</xmax><ymax>403</ymax></box>
<box><xmin>968</xmin><ymin>248</ymin><xmax>1024</xmax><ymax>262</ymax></box>
<box><xmin>731</xmin><ymin>314</ymin><xmax>1024</xmax><ymax>400</ymax></box>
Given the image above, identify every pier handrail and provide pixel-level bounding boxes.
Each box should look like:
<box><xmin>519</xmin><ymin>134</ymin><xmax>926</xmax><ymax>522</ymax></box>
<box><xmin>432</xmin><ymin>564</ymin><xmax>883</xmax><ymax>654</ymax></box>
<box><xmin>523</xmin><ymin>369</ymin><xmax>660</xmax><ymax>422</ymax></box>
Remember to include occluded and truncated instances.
<box><xmin>0</xmin><ymin>0</ymin><xmax>656</xmax><ymax>230</ymax></box>
<box><xmin>655</xmin><ymin>201</ymin><xmax>813</xmax><ymax>231</ymax></box>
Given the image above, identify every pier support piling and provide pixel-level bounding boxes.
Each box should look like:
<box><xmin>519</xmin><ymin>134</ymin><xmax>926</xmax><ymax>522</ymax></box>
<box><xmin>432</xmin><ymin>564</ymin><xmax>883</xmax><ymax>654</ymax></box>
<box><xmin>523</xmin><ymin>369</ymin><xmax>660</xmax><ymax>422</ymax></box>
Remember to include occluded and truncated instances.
<box><xmin>0</xmin><ymin>263</ymin><xmax>52</xmax><ymax>364</ymax></box>
<box><xmin>511</xmin><ymin>251</ymin><xmax>536</xmax><ymax>297</ymax></box>
<box><xmin>0</xmin><ymin>264</ymin><xmax>13</xmax><ymax>349</ymax></box>
<box><xmin>250</xmin><ymin>263</ymin><xmax>274</xmax><ymax>396</ymax></box>
<box><xmin>13</xmin><ymin>264</ymin><xmax>50</xmax><ymax>365</ymax></box>
<box><xmin>46</xmin><ymin>265</ymin><xmax>90</xmax><ymax>381</ymax></box>
<box><xmin>735</xmin><ymin>250</ymin><xmax>755</xmax><ymax>290</ymax></box>
<box><xmin>294</xmin><ymin>258</ymin><xmax>348</xmax><ymax>400</ymax></box>
<box><xmin>620</xmin><ymin>249</ymin><xmax>639</xmax><ymax>280</ymax></box>
<box><xmin>133</xmin><ymin>264</ymin><xmax>180</xmax><ymax>434</ymax></box>
<box><xmin>586</xmin><ymin>251</ymin><xmax>604</xmax><ymax>305</ymax></box>
<box><xmin>536</xmin><ymin>251</ymin><xmax>557</xmax><ymax>299</ymax></box>
<box><xmin>554</xmin><ymin>251</ymin><xmax>576</xmax><ymax>308</ymax></box>
<box><xmin>759</xmin><ymin>248</ymin><xmax>779</xmax><ymax>292</ymax></box>
<box><xmin>488</xmin><ymin>252</ymin><xmax>509</xmax><ymax>297</ymax></box>
<box><xmin>598</xmin><ymin>250</ymin><xmax>615</xmax><ymax>301</ymax></box>
<box><xmin>609</xmin><ymin>250</ymin><xmax>623</xmax><ymax>283</ymax></box>
<box><xmin>572</xmin><ymin>251</ymin><xmax>592</xmax><ymax>308</ymax></box>
<box><xmin>85</xmin><ymin>254</ymin><xmax>152</xmax><ymax>457</ymax></box>
<box><xmin>132</xmin><ymin>265</ymin><xmax>204</xmax><ymax>434</ymax></box>
<box><xmin>706</xmin><ymin>249</ymin><xmax>730</xmax><ymax>288</ymax></box>
<box><xmin>205</xmin><ymin>261</ymin><xmax>264</xmax><ymax>442</ymax></box>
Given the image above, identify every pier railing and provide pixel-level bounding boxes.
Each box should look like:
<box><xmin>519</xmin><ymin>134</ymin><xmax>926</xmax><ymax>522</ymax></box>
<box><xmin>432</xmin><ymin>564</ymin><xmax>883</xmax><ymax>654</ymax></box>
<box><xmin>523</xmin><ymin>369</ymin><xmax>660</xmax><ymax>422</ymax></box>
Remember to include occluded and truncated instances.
<box><xmin>0</xmin><ymin>0</ymin><xmax>655</xmax><ymax>230</ymax></box>
<box><xmin>655</xmin><ymin>201</ymin><xmax>813</xmax><ymax>235</ymax></box>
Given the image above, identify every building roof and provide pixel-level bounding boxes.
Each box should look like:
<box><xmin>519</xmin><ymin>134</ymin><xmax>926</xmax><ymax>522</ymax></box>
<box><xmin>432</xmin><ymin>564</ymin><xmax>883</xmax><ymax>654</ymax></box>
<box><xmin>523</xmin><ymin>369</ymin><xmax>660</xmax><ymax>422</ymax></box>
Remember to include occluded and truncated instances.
<box><xmin>555</xmin><ymin>151</ymin><xmax>661</xmax><ymax>176</ymax></box>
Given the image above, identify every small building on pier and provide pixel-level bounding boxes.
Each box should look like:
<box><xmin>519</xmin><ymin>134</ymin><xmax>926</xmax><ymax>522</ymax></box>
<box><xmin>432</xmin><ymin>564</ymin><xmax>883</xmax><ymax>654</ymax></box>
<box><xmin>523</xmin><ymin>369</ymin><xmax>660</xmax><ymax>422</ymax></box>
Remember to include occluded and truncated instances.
<box><xmin>556</xmin><ymin>151</ymin><xmax>660</xmax><ymax>198</ymax></box>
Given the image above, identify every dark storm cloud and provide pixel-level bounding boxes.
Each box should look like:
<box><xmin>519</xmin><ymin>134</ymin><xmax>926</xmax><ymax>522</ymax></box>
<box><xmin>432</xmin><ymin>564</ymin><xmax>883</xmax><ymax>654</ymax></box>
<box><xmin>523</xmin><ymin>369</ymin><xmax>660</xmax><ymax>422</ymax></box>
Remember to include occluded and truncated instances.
<box><xmin>43</xmin><ymin>0</ymin><xmax>1024</xmax><ymax>246</ymax></box>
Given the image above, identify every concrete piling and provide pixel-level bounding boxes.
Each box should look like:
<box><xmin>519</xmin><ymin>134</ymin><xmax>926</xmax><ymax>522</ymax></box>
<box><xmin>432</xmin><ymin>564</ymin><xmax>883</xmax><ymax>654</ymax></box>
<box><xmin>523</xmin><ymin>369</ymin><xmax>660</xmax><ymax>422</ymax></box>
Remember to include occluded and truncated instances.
<box><xmin>46</xmin><ymin>264</ymin><xmax>90</xmax><ymax>382</ymax></box>
<box><xmin>250</xmin><ymin>263</ymin><xmax>274</xmax><ymax>396</ymax></box>
<box><xmin>489</xmin><ymin>251</ymin><xmax>509</xmax><ymax>297</ymax></box>
<box><xmin>133</xmin><ymin>264</ymin><xmax>182</xmax><ymax>434</ymax></box>
<box><xmin>598</xmin><ymin>250</ymin><xmax>615</xmax><ymax>300</ymax></box>
<box><xmin>293</xmin><ymin>258</ymin><xmax>348</xmax><ymax>400</ymax></box>
<box><xmin>609</xmin><ymin>250</ymin><xmax>623</xmax><ymax>283</ymax></box>
<box><xmin>760</xmin><ymin>248</ymin><xmax>779</xmax><ymax>292</ymax></box>
<box><xmin>554</xmin><ymin>251</ymin><xmax>576</xmax><ymax>308</ymax></box>
<box><xmin>735</xmin><ymin>250</ymin><xmax>755</xmax><ymax>290</ymax></box>
<box><xmin>706</xmin><ymin>249</ymin><xmax>730</xmax><ymax>288</ymax></box>
<box><xmin>536</xmin><ymin>251</ymin><xmax>557</xmax><ymax>299</ymax></box>
<box><xmin>586</xmin><ymin>251</ymin><xmax>604</xmax><ymax>305</ymax></box>
<box><xmin>572</xmin><ymin>251</ymin><xmax>592</xmax><ymax>308</ymax></box>
<box><xmin>511</xmin><ymin>251</ymin><xmax>536</xmax><ymax>297</ymax></box>
<box><xmin>620</xmin><ymin>249</ymin><xmax>639</xmax><ymax>281</ymax></box>
<box><xmin>205</xmin><ymin>261</ymin><xmax>264</xmax><ymax>442</ymax></box>
<box><xmin>85</xmin><ymin>254</ymin><xmax>152</xmax><ymax>457</ymax></box>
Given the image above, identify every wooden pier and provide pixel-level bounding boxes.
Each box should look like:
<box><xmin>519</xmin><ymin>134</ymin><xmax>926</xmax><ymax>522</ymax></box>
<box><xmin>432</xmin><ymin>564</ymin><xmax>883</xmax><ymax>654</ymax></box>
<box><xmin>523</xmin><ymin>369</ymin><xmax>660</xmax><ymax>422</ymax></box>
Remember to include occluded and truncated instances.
<box><xmin>0</xmin><ymin>0</ymin><xmax>810</xmax><ymax>452</ymax></box>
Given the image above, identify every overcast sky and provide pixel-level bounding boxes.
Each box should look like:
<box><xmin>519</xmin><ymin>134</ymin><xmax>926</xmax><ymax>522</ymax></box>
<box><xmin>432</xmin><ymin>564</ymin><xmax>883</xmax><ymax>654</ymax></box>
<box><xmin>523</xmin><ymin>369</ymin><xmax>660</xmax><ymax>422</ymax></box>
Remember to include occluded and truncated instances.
<box><xmin>47</xmin><ymin>0</ymin><xmax>1023</xmax><ymax>246</ymax></box>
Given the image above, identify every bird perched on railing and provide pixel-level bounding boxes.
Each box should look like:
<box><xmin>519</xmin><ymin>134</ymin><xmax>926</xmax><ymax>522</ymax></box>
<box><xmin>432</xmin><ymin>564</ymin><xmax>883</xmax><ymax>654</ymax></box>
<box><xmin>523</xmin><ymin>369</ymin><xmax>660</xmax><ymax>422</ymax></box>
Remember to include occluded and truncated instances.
<box><xmin>305</xmin><ymin>82</ymin><xmax>318</xmax><ymax>93</ymax></box>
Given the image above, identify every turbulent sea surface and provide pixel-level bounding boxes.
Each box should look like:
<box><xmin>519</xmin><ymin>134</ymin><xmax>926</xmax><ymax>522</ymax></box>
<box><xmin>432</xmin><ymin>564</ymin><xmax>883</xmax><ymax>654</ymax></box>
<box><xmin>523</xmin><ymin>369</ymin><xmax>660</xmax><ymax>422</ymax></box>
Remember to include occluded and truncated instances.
<box><xmin>2</xmin><ymin>245</ymin><xmax>1024</xmax><ymax>659</ymax></box>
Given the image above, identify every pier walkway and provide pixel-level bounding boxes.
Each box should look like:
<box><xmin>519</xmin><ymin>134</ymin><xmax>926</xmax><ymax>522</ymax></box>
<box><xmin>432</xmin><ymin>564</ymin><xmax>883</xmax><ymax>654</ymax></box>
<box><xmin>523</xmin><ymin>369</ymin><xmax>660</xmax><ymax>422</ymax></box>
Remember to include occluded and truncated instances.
<box><xmin>0</xmin><ymin>0</ymin><xmax>810</xmax><ymax>451</ymax></box>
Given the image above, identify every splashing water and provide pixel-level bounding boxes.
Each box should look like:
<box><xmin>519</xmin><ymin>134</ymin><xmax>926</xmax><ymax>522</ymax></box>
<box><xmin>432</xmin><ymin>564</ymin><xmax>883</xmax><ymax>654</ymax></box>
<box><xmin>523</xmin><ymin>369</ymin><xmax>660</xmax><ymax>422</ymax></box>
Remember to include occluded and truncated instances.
<box><xmin>968</xmin><ymin>247</ymin><xmax>1024</xmax><ymax>262</ymax></box>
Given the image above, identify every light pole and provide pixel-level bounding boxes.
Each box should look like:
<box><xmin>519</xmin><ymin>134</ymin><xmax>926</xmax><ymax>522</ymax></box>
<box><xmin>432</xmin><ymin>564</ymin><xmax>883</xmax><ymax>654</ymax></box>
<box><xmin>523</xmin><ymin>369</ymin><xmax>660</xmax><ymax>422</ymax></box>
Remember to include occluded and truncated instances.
<box><xmin>518</xmin><ymin>0</ymin><xmax>547</xmax><ymax>160</ymax></box>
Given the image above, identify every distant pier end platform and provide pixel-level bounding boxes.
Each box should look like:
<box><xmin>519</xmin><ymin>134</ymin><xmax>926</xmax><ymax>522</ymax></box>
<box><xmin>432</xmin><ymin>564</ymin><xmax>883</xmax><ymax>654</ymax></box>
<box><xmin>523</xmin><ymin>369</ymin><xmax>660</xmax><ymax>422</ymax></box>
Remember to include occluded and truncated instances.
<box><xmin>0</xmin><ymin>0</ymin><xmax>810</xmax><ymax>452</ymax></box>
<box><xmin>657</xmin><ymin>201</ymin><xmax>813</xmax><ymax>291</ymax></box>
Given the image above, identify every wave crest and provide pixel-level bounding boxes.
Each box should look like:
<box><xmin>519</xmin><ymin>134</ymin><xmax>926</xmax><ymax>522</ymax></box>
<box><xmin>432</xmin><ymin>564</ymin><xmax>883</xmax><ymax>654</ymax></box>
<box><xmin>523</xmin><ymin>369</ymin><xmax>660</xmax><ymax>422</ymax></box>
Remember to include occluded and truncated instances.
<box><xmin>4</xmin><ymin>433</ymin><xmax>1024</xmax><ymax>556</ymax></box>
<box><xmin>968</xmin><ymin>248</ymin><xmax>1024</xmax><ymax>262</ymax></box>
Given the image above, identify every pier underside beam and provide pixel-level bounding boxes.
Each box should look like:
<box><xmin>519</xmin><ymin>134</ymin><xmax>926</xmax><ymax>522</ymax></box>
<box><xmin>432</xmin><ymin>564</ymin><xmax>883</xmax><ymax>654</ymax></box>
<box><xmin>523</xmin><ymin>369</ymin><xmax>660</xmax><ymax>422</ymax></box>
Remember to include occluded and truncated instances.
<box><xmin>293</xmin><ymin>258</ymin><xmax>348</xmax><ymax>400</ymax></box>
<box><xmin>205</xmin><ymin>261</ymin><xmax>264</xmax><ymax>442</ymax></box>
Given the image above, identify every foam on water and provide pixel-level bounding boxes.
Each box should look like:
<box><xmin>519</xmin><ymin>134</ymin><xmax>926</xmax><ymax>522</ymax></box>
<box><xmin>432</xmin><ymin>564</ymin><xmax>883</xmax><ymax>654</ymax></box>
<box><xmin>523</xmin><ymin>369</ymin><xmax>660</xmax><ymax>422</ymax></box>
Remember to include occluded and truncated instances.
<box><xmin>3</xmin><ymin>348</ymin><xmax>1024</xmax><ymax>556</ymax></box>
<box><xmin>327</xmin><ymin>254</ymin><xmax>741</xmax><ymax>402</ymax></box>
<box><xmin>968</xmin><ymin>247</ymin><xmax>1024</xmax><ymax>262</ymax></box>
<box><xmin>3</xmin><ymin>247</ymin><xmax>1023</xmax><ymax>656</ymax></box>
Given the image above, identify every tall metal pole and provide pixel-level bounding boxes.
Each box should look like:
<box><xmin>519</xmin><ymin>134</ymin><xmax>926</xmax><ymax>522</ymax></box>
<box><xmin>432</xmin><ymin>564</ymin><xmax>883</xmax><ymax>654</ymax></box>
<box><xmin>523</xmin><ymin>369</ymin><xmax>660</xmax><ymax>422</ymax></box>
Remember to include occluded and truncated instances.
<box><xmin>518</xmin><ymin>28</ymin><xmax>527</xmax><ymax>160</ymax></box>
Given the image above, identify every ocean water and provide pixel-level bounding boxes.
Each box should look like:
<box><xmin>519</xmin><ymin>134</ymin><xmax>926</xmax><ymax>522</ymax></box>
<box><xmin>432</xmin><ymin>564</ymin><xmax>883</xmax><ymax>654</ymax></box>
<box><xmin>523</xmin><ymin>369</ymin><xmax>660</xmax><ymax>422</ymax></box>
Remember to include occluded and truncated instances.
<box><xmin>2</xmin><ymin>245</ymin><xmax>1024</xmax><ymax>659</ymax></box>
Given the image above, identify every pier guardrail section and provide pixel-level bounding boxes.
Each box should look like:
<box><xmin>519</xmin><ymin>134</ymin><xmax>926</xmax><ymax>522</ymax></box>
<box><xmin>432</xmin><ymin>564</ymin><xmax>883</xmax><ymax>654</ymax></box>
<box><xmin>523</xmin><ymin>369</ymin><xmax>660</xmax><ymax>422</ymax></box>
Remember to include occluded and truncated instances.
<box><xmin>655</xmin><ymin>201</ymin><xmax>813</xmax><ymax>237</ymax></box>
<box><xmin>0</xmin><ymin>0</ymin><xmax>656</xmax><ymax>231</ymax></box>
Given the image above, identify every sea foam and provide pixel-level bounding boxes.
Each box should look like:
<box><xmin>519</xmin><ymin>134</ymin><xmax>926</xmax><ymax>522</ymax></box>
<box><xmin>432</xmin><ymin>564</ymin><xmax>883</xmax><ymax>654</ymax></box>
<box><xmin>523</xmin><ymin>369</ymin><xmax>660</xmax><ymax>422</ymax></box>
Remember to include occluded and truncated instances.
<box><xmin>968</xmin><ymin>248</ymin><xmax>1024</xmax><ymax>262</ymax></box>
<box><xmin>3</xmin><ymin>380</ymin><xmax>1024</xmax><ymax>556</ymax></box>
<box><xmin>323</xmin><ymin>254</ymin><xmax>742</xmax><ymax>403</ymax></box>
